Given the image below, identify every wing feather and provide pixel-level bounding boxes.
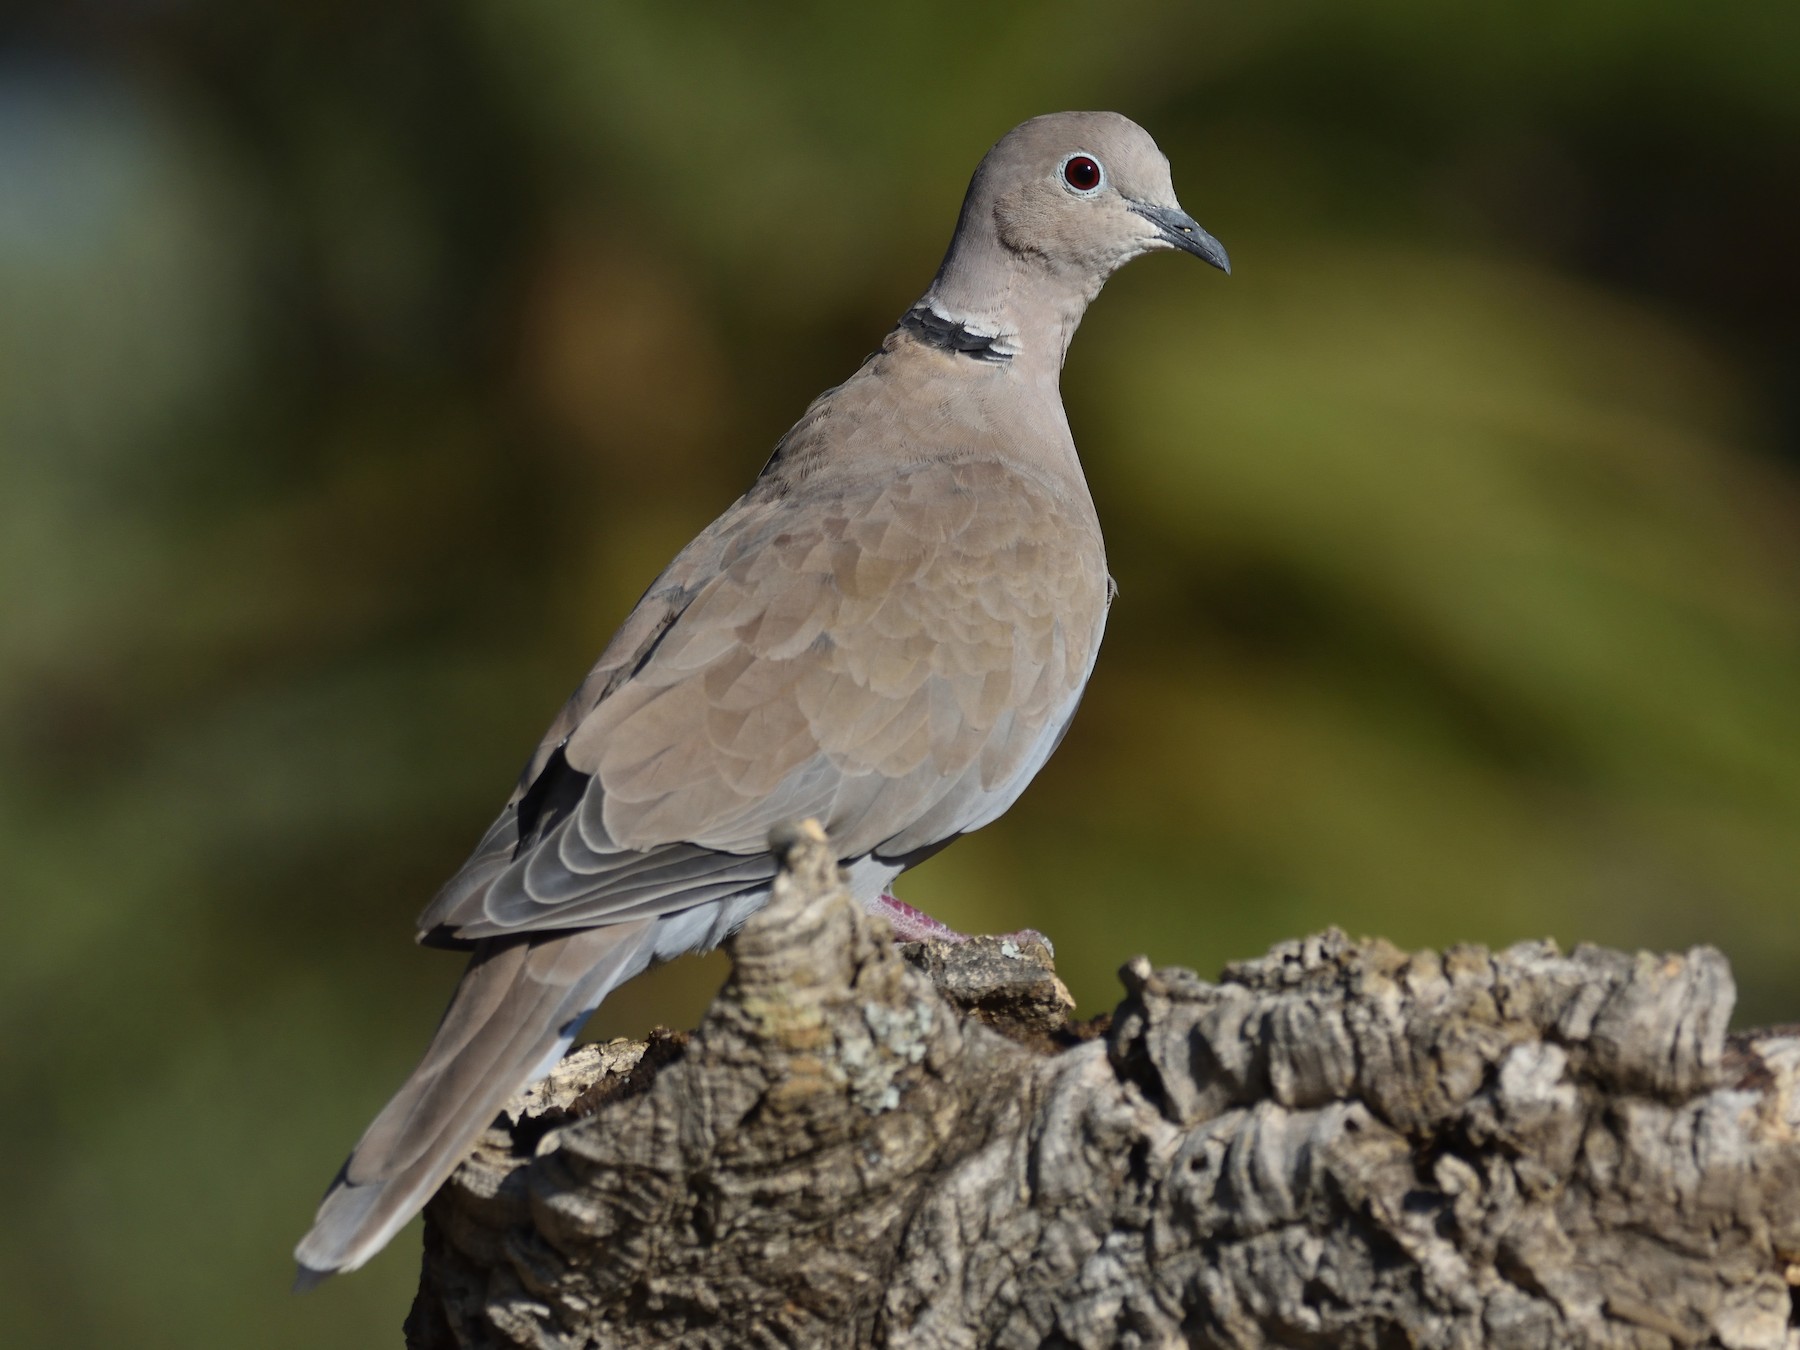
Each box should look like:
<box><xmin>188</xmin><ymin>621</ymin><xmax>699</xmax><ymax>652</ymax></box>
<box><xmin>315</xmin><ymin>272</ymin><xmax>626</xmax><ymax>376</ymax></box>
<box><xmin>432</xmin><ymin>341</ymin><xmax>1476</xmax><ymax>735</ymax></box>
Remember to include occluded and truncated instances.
<box><xmin>420</xmin><ymin>457</ymin><xmax>1106</xmax><ymax>943</ymax></box>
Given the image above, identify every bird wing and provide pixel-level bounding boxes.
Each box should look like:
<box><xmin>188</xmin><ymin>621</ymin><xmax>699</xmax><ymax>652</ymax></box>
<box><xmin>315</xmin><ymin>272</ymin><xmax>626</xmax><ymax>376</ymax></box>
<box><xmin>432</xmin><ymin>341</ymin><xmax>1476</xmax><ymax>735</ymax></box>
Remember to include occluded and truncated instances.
<box><xmin>418</xmin><ymin>456</ymin><xmax>1107</xmax><ymax>943</ymax></box>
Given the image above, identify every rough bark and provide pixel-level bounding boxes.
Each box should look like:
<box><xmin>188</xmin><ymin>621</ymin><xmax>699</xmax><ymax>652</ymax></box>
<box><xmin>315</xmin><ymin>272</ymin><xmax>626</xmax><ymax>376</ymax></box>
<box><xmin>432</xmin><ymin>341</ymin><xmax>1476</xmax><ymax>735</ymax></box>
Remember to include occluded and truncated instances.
<box><xmin>406</xmin><ymin>821</ymin><xmax>1800</xmax><ymax>1350</ymax></box>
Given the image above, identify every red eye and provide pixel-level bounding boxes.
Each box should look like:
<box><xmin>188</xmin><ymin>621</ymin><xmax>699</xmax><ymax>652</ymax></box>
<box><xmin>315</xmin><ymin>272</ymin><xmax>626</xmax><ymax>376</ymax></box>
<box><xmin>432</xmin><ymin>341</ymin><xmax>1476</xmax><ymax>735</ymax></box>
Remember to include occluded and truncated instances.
<box><xmin>1063</xmin><ymin>155</ymin><xmax>1101</xmax><ymax>192</ymax></box>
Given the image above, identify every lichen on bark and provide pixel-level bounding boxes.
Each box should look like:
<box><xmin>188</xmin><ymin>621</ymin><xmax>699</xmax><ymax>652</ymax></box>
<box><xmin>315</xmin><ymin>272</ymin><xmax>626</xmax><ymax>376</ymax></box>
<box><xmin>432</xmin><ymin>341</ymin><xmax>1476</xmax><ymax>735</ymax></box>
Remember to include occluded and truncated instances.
<box><xmin>406</xmin><ymin>821</ymin><xmax>1800</xmax><ymax>1350</ymax></box>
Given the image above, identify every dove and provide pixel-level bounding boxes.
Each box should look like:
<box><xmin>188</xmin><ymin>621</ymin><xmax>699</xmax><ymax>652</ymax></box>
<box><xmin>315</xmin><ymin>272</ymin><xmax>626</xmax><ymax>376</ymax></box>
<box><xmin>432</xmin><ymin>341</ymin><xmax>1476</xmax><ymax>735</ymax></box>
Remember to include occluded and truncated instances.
<box><xmin>295</xmin><ymin>110</ymin><xmax>1228</xmax><ymax>1286</ymax></box>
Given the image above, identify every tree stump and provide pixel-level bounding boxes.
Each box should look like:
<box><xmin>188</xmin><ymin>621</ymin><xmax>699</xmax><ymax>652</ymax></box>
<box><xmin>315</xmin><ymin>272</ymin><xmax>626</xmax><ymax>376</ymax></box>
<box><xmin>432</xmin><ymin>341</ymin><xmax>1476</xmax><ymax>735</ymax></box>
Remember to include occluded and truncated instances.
<box><xmin>405</xmin><ymin>821</ymin><xmax>1800</xmax><ymax>1349</ymax></box>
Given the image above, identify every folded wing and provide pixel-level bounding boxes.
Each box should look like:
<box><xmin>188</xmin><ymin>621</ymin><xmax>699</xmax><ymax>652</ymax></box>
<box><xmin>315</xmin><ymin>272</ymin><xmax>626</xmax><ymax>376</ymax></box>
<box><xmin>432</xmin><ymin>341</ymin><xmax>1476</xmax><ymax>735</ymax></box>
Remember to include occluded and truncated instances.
<box><xmin>419</xmin><ymin>457</ymin><xmax>1108</xmax><ymax>944</ymax></box>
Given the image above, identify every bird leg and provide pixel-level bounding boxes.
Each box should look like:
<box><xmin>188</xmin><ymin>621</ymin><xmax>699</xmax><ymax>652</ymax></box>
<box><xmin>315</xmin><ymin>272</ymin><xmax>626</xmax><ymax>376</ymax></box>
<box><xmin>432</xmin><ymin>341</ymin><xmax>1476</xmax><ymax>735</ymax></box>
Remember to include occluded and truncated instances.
<box><xmin>871</xmin><ymin>890</ymin><xmax>1053</xmax><ymax>954</ymax></box>
<box><xmin>873</xmin><ymin>890</ymin><xmax>970</xmax><ymax>943</ymax></box>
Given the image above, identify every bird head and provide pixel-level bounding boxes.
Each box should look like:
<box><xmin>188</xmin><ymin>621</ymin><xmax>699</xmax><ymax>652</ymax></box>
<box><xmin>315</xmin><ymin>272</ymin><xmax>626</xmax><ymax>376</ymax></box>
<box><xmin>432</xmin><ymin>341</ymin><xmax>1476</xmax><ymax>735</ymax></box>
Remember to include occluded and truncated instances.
<box><xmin>962</xmin><ymin>111</ymin><xmax>1229</xmax><ymax>282</ymax></box>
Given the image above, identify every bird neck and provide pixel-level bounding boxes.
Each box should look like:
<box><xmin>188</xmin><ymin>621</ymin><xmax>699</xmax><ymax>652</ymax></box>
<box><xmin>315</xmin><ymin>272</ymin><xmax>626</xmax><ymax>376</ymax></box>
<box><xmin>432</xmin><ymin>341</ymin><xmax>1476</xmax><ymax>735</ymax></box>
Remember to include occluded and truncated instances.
<box><xmin>913</xmin><ymin>241</ymin><xmax>1102</xmax><ymax>387</ymax></box>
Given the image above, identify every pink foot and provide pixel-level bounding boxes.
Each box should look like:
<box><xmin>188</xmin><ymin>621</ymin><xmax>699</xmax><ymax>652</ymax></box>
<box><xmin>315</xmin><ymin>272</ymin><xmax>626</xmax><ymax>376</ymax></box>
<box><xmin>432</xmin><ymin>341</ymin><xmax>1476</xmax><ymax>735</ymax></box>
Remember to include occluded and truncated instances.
<box><xmin>872</xmin><ymin>891</ymin><xmax>1055</xmax><ymax>955</ymax></box>
<box><xmin>874</xmin><ymin>890</ymin><xmax>969</xmax><ymax>943</ymax></box>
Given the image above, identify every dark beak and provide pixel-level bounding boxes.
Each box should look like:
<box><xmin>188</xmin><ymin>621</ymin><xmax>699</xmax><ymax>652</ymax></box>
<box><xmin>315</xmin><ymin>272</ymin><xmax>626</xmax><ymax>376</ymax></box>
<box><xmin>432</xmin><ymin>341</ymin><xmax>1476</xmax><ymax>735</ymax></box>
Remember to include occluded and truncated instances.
<box><xmin>1128</xmin><ymin>201</ymin><xmax>1231</xmax><ymax>274</ymax></box>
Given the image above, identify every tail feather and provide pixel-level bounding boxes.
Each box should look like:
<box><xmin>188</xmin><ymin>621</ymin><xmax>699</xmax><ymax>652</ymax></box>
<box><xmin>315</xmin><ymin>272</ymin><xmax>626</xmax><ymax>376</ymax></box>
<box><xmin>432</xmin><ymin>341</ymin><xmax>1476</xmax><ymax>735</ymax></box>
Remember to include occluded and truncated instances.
<box><xmin>294</xmin><ymin>921</ymin><xmax>655</xmax><ymax>1284</ymax></box>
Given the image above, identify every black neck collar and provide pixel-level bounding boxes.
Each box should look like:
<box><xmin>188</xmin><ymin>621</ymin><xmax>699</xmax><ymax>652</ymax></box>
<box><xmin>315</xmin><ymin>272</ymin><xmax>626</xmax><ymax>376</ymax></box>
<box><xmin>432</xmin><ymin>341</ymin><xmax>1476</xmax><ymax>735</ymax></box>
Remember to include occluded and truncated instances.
<box><xmin>898</xmin><ymin>305</ymin><xmax>1013</xmax><ymax>363</ymax></box>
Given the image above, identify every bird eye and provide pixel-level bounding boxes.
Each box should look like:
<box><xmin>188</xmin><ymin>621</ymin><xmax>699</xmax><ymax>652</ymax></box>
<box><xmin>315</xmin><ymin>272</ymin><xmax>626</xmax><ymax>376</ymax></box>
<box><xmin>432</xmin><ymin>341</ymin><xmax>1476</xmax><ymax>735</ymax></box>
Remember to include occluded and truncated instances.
<box><xmin>1062</xmin><ymin>155</ymin><xmax>1103</xmax><ymax>193</ymax></box>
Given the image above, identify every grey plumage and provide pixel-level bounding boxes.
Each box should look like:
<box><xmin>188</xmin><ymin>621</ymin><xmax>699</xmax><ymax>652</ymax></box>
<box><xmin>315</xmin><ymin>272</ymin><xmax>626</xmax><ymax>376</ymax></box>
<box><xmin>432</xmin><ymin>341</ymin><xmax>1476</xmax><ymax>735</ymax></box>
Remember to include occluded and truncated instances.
<box><xmin>295</xmin><ymin>110</ymin><xmax>1227</xmax><ymax>1284</ymax></box>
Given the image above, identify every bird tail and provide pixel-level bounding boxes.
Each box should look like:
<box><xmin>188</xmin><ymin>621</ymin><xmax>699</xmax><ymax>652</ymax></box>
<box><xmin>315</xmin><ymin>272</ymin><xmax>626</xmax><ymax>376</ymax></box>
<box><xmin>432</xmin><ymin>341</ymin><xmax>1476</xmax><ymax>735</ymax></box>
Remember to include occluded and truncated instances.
<box><xmin>293</xmin><ymin>921</ymin><xmax>656</xmax><ymax>1288</ymax></box>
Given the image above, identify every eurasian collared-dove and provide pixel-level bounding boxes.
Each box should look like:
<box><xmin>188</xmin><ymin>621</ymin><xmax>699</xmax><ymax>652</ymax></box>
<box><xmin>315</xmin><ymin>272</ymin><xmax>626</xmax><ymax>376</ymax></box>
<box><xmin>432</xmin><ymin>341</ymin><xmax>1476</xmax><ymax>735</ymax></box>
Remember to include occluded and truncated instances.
<box><xmin>294</xmin><ymin>110</ymin><xmax>1227</xmax><ymax>1286</ymax></box>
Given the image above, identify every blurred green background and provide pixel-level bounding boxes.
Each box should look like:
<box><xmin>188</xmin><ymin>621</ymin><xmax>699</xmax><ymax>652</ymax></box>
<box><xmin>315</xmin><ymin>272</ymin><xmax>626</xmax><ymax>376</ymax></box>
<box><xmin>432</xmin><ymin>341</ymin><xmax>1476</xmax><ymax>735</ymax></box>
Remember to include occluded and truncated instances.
<box><xmin>3</xmin><ymin>1</ymin><xmax>1798</xmax><ymax>1344</ymax></box>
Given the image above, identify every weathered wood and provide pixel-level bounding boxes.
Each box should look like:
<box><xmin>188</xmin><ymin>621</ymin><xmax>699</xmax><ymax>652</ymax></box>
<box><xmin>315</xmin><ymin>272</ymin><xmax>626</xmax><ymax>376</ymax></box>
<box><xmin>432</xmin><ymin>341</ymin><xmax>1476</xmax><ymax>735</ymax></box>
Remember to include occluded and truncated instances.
<box><xmin>407</xmin><ymin>821</ymin><xmax>1800</xmax><ymax>1349</ymax></box>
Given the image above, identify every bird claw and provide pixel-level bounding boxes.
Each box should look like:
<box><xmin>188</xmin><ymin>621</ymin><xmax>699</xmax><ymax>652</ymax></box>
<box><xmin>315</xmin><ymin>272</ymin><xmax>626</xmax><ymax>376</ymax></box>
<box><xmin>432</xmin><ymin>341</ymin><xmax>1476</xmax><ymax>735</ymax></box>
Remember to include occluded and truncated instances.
<box><xmin>1001</xmin><ymin>927</ymin><xmax>1056</xmax><ymax>958</ymax></box>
